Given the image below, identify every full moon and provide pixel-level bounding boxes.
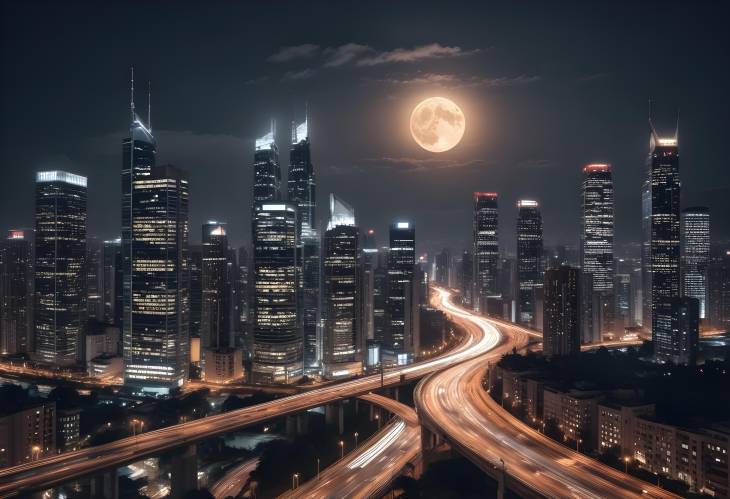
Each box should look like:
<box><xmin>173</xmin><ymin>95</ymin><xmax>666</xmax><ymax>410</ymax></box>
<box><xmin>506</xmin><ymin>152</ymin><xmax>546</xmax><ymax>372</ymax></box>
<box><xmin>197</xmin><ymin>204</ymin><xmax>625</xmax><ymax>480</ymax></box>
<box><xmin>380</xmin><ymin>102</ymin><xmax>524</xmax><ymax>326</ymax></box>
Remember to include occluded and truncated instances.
<box><xmin>410</xmin><ymin>97</ymin><xmax>465</xmax><ymax>153</ymax></box>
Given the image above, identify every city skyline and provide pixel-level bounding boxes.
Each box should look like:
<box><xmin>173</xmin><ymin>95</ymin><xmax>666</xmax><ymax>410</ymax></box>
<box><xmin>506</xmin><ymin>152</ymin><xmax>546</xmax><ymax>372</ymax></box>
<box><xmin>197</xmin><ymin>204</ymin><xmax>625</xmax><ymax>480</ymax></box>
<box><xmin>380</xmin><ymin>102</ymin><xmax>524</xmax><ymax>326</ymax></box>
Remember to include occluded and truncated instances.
<box><xmin>1</xmin><ymin>2</ymin><xmax>729</xmax><ymax>255</ymax></box>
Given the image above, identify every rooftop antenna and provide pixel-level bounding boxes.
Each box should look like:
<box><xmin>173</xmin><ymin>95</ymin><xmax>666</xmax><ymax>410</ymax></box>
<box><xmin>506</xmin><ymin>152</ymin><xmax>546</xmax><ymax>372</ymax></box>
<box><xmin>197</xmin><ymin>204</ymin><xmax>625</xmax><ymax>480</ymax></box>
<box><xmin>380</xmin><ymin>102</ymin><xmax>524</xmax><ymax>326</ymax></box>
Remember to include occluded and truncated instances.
<box><xmin>648</xmin><ymin>96</ymin><xmax>659</xmax><ymax>143</ymax></box>
<box><xmin>674</xmin><ymin>108</ymin><xmax>679</xmax><ymax>141</ymax></box>
<box><xmin>147</xmin><ymin>80</ymin><xmax>151</xmax><ymax>132</ymax></box>
<box><xmin>130</xmin><ymin>66</ymin><xmax>135</xmax><ymax>122</ymax></box>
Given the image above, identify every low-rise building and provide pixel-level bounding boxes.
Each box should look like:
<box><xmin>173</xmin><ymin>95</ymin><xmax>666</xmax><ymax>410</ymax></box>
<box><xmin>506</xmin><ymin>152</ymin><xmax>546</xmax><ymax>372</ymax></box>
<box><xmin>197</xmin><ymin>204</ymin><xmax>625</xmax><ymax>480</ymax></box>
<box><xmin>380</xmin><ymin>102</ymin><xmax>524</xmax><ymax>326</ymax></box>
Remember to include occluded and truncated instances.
<box><xmin>597</xmin><ymin>400</ymin><xmax>656</xmax><ymax>455</ymax></box>
<box><xmin>0</xmin><ymin>401</ymin><xmax>56</xmax><ymax>467</ymax></box>
<box><xmin>543</xmin><ymin>387</ymin><xmax>604</xmax><ymax>450</ymax></box>
<box><xmin>56</xmin><ymin>407</ymin><xmax>82</xmax><ymax>453</ymax></box>
<box><xmin>202</xmin><ymin>348</ymin><xmax>243</xmax><ymax>383</ymax></box>
<box><xmin>87</xmin><ymin>353</ymin><xmax>123</xmax><ymax>378</ymax></box>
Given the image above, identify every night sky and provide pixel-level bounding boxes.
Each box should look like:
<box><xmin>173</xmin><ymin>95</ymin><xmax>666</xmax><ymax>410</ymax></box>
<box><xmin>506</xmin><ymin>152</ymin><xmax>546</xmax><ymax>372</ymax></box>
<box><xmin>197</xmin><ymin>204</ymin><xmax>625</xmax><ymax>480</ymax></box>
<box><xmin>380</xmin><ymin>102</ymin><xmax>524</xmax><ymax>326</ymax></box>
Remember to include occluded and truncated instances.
<box><xmin>2</xmin><ymin>0</ymin><xmax>729</xmax><ymax>255</ymax></box>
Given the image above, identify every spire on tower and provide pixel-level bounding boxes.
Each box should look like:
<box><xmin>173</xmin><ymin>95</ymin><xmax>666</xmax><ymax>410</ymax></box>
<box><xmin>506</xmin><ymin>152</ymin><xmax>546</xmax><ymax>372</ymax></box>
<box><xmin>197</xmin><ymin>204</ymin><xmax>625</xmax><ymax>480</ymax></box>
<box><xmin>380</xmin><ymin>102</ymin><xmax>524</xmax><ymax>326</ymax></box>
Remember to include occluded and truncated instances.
<box><xmin>130</xmin><ymin>66</ymin><xmax>135</xmax><ymax>123</ymax></box>
<box><xmin>674</xmin><ymin>108</ymin><xmax>679</xmax><ymax>141</ymax></box>
<box><xmin>147</xmin><ymin>81</ymin><xmax>151</xmax><ymax>132</ymax></box>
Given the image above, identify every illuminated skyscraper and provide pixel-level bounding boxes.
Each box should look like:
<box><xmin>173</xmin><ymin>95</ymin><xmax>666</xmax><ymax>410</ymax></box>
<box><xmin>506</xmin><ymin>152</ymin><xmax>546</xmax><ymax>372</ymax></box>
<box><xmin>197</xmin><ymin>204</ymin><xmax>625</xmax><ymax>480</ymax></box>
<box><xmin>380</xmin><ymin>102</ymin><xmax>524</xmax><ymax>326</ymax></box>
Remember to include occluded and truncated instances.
<box><xmin>543</xmin><ymin>265</ymin><xmax>581</xmax><ymax>356</ymax></box>
<box><xmin>288</xmin><ymin>115</ymin><xmax>319</xmax><ymax>372</ymax></box>
<box><xmin>435</xmin><ymin>249</ymin><xmax>450</xmax><ymax>286</ymax></box>
<box><xmin>122</xmin><ymin>73</ymin><xmax>189</xmax><ymax>393</ymax></box>
<box><xmin>385</xmin><ymin>221</ymin><xmax>417</xmax><ymax>364</ymax></box>
<box><xmin>122</xmin><ymin>164</ymin><xmax>190</xmax><ymax>394</ymax></box>
<box><xmin>1</xmin><ymin>229</ymin><xmax>33</xmax><ymax>354</ymax></box>
<box><xmin>644</xmin><ymin>120</ymin><xmax>681</xmax><ymax>345</ymax></box>
<box><xmin>86</xmin><ymin>237</ymin><xmax>102</xmax><ymax>321</ymax></box>
<box><xmin>580</xmin><ymin>164</ymin><xmax>614</xmax><ymax>292</ymax></box>
<box><xmin>253</xmin><ymin>121</ymin><xmax>281</xmax><ymax>203</ymax></box>
<box><xmin>708</xmin><ymin>251</ymin><xmax>730</xmax><ymax>331</ymax></box>
<box><xmin>201</xmin><ymin>222</ymin><xmax>230</xmax><ymax>350</ymax></box>
<box><xmin>361</xmin><ymin>229</ymin><xmax>378</xmax><ymax>343</ymax></box>
<box><xmin>681</xmin><ymin>207</ymin><xmax>710</xmax><ymax>318</ymax></box>
<box><xmin>34</xmin><ymin>171</ymin><xmax>87</xmax><ymax>366</ymax></box>
<box><xmin>322</xmin><ymin>195</ymin><xmax>360</xmax><ymax>378</ymax></box>
<box><xmin>252</xmin><ymin>202</ymin><xmax>301</xmax><ymax>383</ymax></box>
<box><xmin>188</xmin><ymin>245</ymin><xmax>203</xmax><ymax>338</ymax></box>
<box><xmin>516</xmin><ymin>200</ymin><xmax>543</xmax><ymax>328</ymax></box>
<box><xmin>473</xmin><ymin>192</ymin><xmax>499</xmax><ymax>311</ymax></box>
<box><xmin>459</xmin><ymin>250</ymin><xmax>474</xmax><ymax>308</ymax></box>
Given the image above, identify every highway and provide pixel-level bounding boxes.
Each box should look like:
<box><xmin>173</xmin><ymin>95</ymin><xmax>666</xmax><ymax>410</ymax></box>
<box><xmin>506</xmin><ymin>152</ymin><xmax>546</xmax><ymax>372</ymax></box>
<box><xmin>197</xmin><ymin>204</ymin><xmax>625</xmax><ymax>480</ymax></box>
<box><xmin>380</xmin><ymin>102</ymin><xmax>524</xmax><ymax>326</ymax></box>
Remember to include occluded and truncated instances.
<box><xmin>278</xmin><ymin>393</ymin><xmax>420</xmax><ymax>499</ymax></box>
<box><xmin>0</xmin><ymin>288</ymin><xmax>501</xmax><ymax>496</ymax></box>
<box><xmin>210</xmin><ymin>457</ymin><xmax>259</xmax><ymax>499</ymax></box>
<box><xmin>416</xmin><ymin>288</ymin><xmax>679</xmax><ymax>499</ymax></box>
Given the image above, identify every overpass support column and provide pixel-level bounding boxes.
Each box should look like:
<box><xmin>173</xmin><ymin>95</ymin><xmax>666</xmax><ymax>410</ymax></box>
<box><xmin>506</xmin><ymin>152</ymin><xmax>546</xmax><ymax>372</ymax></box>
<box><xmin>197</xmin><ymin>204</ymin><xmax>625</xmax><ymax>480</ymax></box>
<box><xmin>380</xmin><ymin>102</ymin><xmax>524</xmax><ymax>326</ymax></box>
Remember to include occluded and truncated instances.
<box><xmin>338</xmin><ymin>402</ymin><xmax>345</xmax><ymax>435</ymax></box>
<box><xmin>420</xmin><ymin>426</ymin><xmax>440</xmax><ymax>451</ymax></box>
<box><xmin>170</xmin><ymin>444</ymin><xmax>198</xmax><ymax>499</ymax></box>
<box><xmin>90</xmin><ymin>467</ymin><xmax>118</xmax><ymax>499</ymax></box>
<box><xmin>286</xmin><ymin>415</ymin><xmax>297</xmax><ymax>436</ymax></box>
<box><xmin>297</xmin><ymin>412</ymin><xmax>308</xmax><ymax>434</ymax></box>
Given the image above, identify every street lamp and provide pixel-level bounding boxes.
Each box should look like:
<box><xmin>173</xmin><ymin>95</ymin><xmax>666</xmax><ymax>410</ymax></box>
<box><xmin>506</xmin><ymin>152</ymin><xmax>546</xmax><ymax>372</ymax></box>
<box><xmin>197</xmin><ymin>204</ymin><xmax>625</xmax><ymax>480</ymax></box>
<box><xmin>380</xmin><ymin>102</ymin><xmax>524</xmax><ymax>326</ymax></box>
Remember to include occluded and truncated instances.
<box><xmin>624</xmin><ymin>456</ymin><xmax>629</xmax><ymax>474</ymax></box>
<box><xmin>577</xmin><ymin>438</ymin><xmax>582</xmax><ymax>452</ymax></box>
<box><xmin>316</xmin><ymin>458</ymin><xmax>320</xmax><ymax>481</ymax></box>
<box><xmin>31</xmin><ymin>445</ymin><xmax>41</xmax><ymax>461</ymax></box>
<box><xmin>291</xmin><ymin>473</ymin><xmax>299</xmax><ymax>490</ymax></box>
<box><xmin>354</xmin><ymin>432</ymin><xmax>359</xmax><ymax>448</ymax></box>
<box><xmin>339</xmin><ymin>440</ymin><xmax>344</xmax><ymax>459</ymax></box>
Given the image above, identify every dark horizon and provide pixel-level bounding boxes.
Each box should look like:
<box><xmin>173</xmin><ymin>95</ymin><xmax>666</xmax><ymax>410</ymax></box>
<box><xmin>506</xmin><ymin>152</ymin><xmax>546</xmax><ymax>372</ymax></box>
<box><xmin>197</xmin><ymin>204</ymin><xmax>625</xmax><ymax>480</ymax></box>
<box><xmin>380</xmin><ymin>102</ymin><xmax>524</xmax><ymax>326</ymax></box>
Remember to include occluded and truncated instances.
<box><xmin>2</xmin><ymin>0</ymin><xmax>729</xmax><ymax>255</ymax></box>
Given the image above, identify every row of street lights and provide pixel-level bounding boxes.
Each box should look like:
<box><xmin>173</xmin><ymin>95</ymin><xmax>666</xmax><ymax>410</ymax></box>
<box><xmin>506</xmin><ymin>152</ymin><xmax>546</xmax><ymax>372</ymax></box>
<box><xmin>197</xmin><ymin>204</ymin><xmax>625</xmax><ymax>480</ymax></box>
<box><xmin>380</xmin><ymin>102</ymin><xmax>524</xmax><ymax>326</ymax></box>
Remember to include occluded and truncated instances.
<box><xmin>292</xmin><ymin>431</ymin><xmax>361</xmax><ymax>490</ymax></box>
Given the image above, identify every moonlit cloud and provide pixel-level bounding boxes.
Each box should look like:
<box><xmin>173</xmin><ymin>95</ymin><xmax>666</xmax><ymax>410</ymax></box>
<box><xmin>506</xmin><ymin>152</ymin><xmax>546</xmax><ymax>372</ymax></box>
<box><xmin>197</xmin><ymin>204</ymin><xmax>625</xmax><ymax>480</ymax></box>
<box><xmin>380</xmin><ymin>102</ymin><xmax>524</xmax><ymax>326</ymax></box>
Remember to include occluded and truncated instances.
<box><xmin>323</xmin><ymin>43</ymin><xmax>372</xmax><ymax>67</ymax></box>
<box><xmin>330</xmin><ymin>157</ymin><xmax>489</xmax><ymax>174</ymax></box>
<box><xmin>267</xmin><ymin>44</ymin><xmax>320</xmax><ymax>63</ymax></box>
<box><xmin>372</xmin><ymin>72</ymin><xmax>541</xmax><ymax>88</ymax></box>
<box><xmin>356</xmin><ymin>43</ymin><xmax>480</xmax><ymax>66</ymax></box>
<box><xmin>282</xmin><ymin>68</ymin><xmax>317</xmax><ymax>81</ymax></box>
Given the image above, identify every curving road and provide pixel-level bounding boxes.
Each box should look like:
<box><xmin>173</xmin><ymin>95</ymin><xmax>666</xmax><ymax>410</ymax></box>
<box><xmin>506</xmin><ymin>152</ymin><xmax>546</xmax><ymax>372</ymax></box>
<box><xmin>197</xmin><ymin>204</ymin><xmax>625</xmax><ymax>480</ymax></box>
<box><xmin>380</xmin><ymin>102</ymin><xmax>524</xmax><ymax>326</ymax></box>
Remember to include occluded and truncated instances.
<box><xmin>277</xmin><ymin>393</ymin><xmax>420</xmax><ymax>499</ymax></box>
<box><xmin>210</xmin><ymin>457</ymin><xmax>259</xmax><ymax>499</ymax></box>
<box><xmin>416</xmin><ymin>287</ymin><xmax>679</xmax><ymax>499</ymax></box>
<box><xmin>0</xmin><ymin>288</ymin><xmax>502</xmax><ymax>497</ymax></box>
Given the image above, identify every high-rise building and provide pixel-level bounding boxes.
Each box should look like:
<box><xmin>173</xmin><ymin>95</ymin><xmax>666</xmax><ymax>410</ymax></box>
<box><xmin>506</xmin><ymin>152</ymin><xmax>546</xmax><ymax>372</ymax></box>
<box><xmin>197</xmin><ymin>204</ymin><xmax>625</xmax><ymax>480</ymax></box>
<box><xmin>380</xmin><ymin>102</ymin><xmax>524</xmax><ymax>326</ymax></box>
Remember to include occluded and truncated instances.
<box><xmin>101</xmin><ymin>238</ymin><xmax>122</xmax><ymax>327</ymax></box>
<box><xmin>385</xmin><ymin>221</ymin><xmax>417</xmax><ymax>364</ymax></box>
<box><xmin>644</xmin><ymin>122</ymin><xmax>681</xmax><ymax>345</ymax></box>
<box><xmin>681</xmin><ymin>207</ymin><xmax>710</xmax><ymax>318</ymax></box>
<box><xmin>252</xmin><ymin>202</ymin><xmax>301</xmax><ymax>383</ymax></box>
<box><xmin>707</xmin><ymin>251</ymin><xmax>730</xmax><ymax>331</ymax></box>
<box><xmin>253</xmin><ymin>122</ymin><xmax>281</xmax><ymax>203</ymax></box>
<box><xmin>85</xmin><ymin>237</ymin><xmax>102</xmax><ymax>321</ymax></box>
<box><xmin>516</xmin><ymin>200</ymin><xmax>543</xmax><ymax>328</ymax></box>
<box><xmin>543</xmin><ymin>266</ymin><xmax>581</xmax><ymax>356</ymax></box>
<box><xmin>0</xmin><ymin>400</ymin><xmax>56</xmax><ymax>467</ymax></box>
<box><xmin>459</xmin><ymin>250</ymin><xmax>474</xmax><ymax>308</ymax></box>
<box><xmin>322</xmin><ymin>194</ymin><xmax>360</xmax><ymax>378</ymax></box>
<box><xmin>188</xmin><ymin>245</ymin><xmax>203</xmax><ymax>338</ymax></box>
<box><xmin>435</xmin><ymin>249</ymin><xmax>450</xmax><ymax>286</ymax></box>
<box><xmin>581</xmin><ymin>164</ymin><xmax>615</xmax><ymax>336</ymax></box>
<box><xmin>372</xmin><ymin>264</ymin><xmax>388</xmax><ymax>346</ymax></box>
<box><xmin>580</xmin><ymin>164</ymin><xmax>614</xmax><ymax>291</ymax></box>
<box><xmin>473</xmin><ymin>192</ymin><xmax>499</xmax><ymax>312</ymax></box>
<box><xmin>122</xmin><ymin>163</ymin><xmax>190</xmax><ymax>395</ymax></box>
<box><xmin>1</xmin><ymin>229</ymin><xmax>33</xmax><ymax>354</ymax></box>
<box><xmin>201</xmin><ymin>222</ymin><xmax>230</xmax><ymax>350</ymax></box>
<box><xmin>654</xmin><ymin>296</ymin><xmax>699</xmax><ymax>366</ymax></box>
<box><xmin>288</xmin><ymin>116</ymin><xmax>319</xmax><ymax>373</ymax></box>
<box><xmin>234</xmin><ymin>246</ymin><xmax>251</xmax><ymax>356</ymax></box>
<box><xmin>361</xmin><ymin>229</ymin><xmax>378</xmax><ymax>343</ymax></box>
<box><xmin>34</xmin><ymin>171</ymin><xmax>87</xmax><ymax>366</ymax></box>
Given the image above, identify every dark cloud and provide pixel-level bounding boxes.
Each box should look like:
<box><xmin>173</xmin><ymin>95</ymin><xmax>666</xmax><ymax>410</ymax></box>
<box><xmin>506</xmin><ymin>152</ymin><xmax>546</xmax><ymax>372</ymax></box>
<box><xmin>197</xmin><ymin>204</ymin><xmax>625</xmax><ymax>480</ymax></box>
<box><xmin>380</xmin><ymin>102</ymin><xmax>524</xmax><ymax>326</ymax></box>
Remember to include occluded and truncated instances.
<box><xmin>371</xmin><ymin>72</ymin><xmax>541</xmax><ymax>88</ymax></box>
<box><xmin>356</xmin><ymin>43</ymin><xmax>480</xmax><ymax>66</ymax></box>
<box><xmin>329</xmin><ymin>157</ymin><xmax>490</xmax><ymax>174</ymax></box>
<box><xmin>323</xmin><ymin>43</ymin><xmax>372</xmax><ymax>67</ymax></box>
<box><xmin>282</xmin><ymin>68</ymin><xmax>317</xmax><ymax>81</ymax></box>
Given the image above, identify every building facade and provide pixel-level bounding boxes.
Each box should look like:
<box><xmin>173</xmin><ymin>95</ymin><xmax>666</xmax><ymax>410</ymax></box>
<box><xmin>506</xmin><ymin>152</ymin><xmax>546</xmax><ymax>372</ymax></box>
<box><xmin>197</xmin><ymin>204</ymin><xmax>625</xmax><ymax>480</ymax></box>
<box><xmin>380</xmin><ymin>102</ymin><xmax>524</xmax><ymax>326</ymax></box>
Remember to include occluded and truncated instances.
<box><xmin>1</xmin><ymin>229</ymin><xmax>33</xmax><ymax>354</ymax></box>
<box><xmin>34</xmin><ymin>171</ymin><xmax>87</xmax><ymax>366</ymax></box>
<box><xmin>654</xmin><ymin>296</ymin><xmax>699</xmax><ymax>366</ymax></box>
<box><xmin>517</xmin><ymin>200</ymin><xmax>543</xmax><ymax>328</ymax></box>
<box><xmin>385</xmin><ymin>221</ymin><xmax>417</xmax><ymax>364</ymax></box>
<box><xmin>681</xmin><ymin>207</ymin><xmax>710</xmax><ymax>318</ymax></box>
<box><xmin>543</xmin><ymin>265</ymin><xmax>581</xmax><ymax>356</ymax></box>
<box><xmin>473</xmin><ymin>192</ymin><xmax>499</xmax><ymax>312</ymax></box>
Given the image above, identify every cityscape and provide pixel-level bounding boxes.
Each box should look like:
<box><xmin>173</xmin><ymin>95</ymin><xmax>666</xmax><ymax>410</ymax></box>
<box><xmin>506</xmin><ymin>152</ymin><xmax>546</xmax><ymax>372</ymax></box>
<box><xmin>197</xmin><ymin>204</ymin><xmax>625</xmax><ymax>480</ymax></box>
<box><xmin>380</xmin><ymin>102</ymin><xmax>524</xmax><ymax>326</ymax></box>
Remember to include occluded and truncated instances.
<box><xmin>1</xmin><ymin>1</ymin><xmax>729</xmax><ymax>499</ymax></box>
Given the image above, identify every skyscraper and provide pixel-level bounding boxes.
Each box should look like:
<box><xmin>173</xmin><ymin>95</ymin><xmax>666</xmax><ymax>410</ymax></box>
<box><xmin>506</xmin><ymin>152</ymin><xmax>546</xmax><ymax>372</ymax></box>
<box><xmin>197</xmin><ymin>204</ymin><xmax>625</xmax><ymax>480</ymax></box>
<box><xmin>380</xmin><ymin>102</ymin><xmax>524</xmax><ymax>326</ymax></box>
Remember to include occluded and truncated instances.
<box><xmin>1</xmin><ymin>229</ymin><xmax>33</xmax><ymax>354</ymax></box>
<box><xmin>201</xmin><ymin>222</ymin><xmax>231</xmax><ymax>350</ymax></box>
<box><xmin>86</xmin><ymin>237</ymin><xmax>103</xmax><ymax>321</ymax></box>
<box><xmin>34</xmin><ymin>171</ymin><xmax>87</xmax><ymax>366</ymax></box>
<box><xmin>122</xmin><ymin>74</ymin><xmax>188</xmax><ymax>393</ymax></box>
<box><xmin>188</xmin><ymin>245</ymin><xmax>203</xmax><ymax>338</ymax></box>
<box><xmin>581</xmin><ymin>164</ymin><xmax>615</xmax><ymax>336</ymax></box>
<box><xmin>435</xmin><ymin>249</ymin><xmax>450</xmax><ymax>286</ymax></box>
<box><xmin>516</xmin><ymin>200</ymin><xmax>543</xmax><ymax>328</ymax></box>
<box><xmin>580</xmin><ymin>164</ymin><xmax>614</xmax><ymax>292</ymax></box>
<box><xmin>473</xmin><ymin>192</ymin><xmax>499</xmax><ymax>312</ymax></box>
<box><xmin>288</xmin><ymin>115</ymin><xmax>319</xmax><ymax>373</ymax></box>
<box><xmin>681</xmin><ymin>207</ymin><xmax>710</xmax><ymax>318</ymax></box>
<box><xmin>385</xmin><ymin>221</ymin><xmax>417</xmax><ymax>364</ymax></box>
<box><xmin>543</xmin><ymin>265</ymin><xmax>581</xmax><ymax>356</ymax></box>
<box><xmin>322</xmin><ymin>194</ymin><xmax>360</xmax><ymax>378</ymax></box>
<box><xmin>459</xmin><ymin>250</ymin><xmax>474</xmax><ymax>308</ymax></box>
<box><xmin>645</xmin><ymin>121</ymin><xmax>681</xmax><ymax>346</ymax></box>
<box><xmin>252</xmin><ymin>202</ymin><xmax>301</xmax><ymax>383</ymax></box>
<box><xmin>122</xmin><ymin>163</ymin><xmax>190</xmax><ymax>395</ymax></box>
<box><xmin>101</xmin><ymin>238</ymin><xmax>122</xmax><ymax>327</ymax></box>
<box><xmin>253</xmin><ymin>122</ymin><xmax>281</xmax><ymax>203</ymax></box>
<box><xmin>707</xmin><ymin>251</ymin><xmax>730</xmax><ymax>331</ymax></box>
<box><xmin>654</xmin><ymin>297</ymin><xmax>699</xmax><ymax>366</ymax></box>
<box><xmin>361</xmin><ymin>229</ymin><xmax>378</xmax><ymax>344</ymax></box>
